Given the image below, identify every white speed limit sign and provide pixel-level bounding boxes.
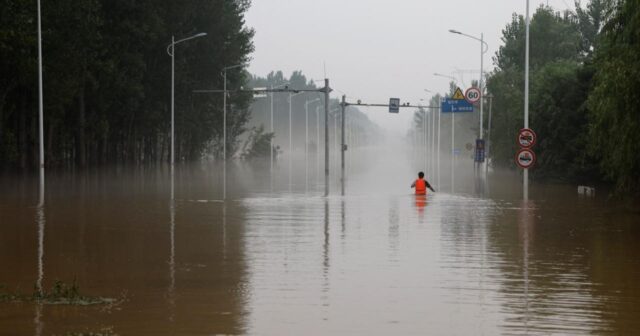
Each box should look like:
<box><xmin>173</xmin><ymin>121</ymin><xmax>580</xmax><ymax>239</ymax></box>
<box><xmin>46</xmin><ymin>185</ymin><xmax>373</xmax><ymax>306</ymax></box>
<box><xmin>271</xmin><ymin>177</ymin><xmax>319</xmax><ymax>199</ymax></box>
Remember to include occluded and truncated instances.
<box><xmin>465</xmin><ymin>87</ymin><xmax>481</xmax><ymax>104</ymax></box>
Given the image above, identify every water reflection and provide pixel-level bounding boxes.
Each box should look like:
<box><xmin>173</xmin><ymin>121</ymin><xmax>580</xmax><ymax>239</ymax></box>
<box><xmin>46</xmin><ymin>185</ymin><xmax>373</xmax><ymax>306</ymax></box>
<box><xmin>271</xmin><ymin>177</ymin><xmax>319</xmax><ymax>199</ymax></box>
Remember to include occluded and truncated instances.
<box><xmin>414</xmin><ymin>195</ymin><xmax>426</xmax><ymax>217</ymax></box>
<box><xmin>322</xmin><ymin>199</ymin><xmax>330</xmax><ymax>320</ymax></box>
<box><xmin>518</xmin><ymin>200</ymin><xmax>534</xmax><ymax>334</ymax></box>
<box><xmin>1</xmin><ymin>161</ymin><xmax>640</xmax><ymax>334</ymax></box>
<box><xmin>35</xmin><ymin>182</ymin><xmax>45</xmax><ymax>336</ymax></box>
<box><xmin>168</xmin><ymin>197</ymin><xmax>175</xmax><ymax>322</ymax></box>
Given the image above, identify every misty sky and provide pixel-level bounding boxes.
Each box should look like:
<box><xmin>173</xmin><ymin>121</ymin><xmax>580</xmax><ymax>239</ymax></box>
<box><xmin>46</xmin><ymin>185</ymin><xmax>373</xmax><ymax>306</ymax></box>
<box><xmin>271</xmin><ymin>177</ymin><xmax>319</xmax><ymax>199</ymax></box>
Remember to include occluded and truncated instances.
<box><xmin>245</xmin><ymin>0</ymin><xmax>574</xmax><ymax>135</ymax></box>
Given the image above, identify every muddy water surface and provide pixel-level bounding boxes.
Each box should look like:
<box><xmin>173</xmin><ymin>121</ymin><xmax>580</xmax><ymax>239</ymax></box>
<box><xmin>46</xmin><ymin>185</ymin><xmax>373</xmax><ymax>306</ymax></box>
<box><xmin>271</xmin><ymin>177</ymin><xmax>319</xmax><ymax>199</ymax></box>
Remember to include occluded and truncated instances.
<box><xmin>1</xmin><ymin>150</ymin><xmax>640</xmax><ymax>335</ymax></box>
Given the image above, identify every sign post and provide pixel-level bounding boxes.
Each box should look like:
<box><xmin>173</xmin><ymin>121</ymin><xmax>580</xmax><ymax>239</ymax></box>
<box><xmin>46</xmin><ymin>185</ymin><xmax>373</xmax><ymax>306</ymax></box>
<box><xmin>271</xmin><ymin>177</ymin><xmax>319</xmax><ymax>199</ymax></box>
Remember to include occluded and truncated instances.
<box><xmin>474</xmin><ymin>139</ymin><xmax>485</xmax><ymax>163</ymax></box>
<box><xmin>439</xmin><ymin>87</ymin><xmax>474</xmax><ymax>192</ymax></box>
<box><xmin>515</xmin><ymin>128</ymin><xmax>537</xmax><ymax>181</ymax></box>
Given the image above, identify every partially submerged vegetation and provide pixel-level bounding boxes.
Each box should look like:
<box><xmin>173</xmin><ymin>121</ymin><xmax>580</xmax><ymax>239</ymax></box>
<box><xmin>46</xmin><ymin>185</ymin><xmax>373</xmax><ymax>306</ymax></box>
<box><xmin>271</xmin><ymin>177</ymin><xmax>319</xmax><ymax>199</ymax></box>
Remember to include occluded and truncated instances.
<box><xmin>0</xmin><ymin>280</ymin><xmax>118</xmax><ymax>306</ymax></box>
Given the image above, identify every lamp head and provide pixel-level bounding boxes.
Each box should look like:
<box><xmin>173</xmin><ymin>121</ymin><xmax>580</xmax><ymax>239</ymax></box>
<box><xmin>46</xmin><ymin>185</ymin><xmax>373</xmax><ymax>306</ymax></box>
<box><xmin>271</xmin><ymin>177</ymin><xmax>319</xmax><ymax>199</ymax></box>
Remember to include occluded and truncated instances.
<box><xmin>449</xmin><ymin>29</ymin><xmax>461</xmax><ymax>34</ymax></box>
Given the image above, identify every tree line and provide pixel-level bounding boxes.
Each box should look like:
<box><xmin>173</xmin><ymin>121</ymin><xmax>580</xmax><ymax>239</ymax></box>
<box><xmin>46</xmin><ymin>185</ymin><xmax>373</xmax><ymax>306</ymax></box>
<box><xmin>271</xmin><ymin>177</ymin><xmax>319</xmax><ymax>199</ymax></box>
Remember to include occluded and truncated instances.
<box><xmin>0</xmin><ymin>0</ymin><xmax>254</xmax><ymax>170</ymax></box>
<box><xmin>417</xmin><ymin>0</ymin><xmax>638</xmax><ymax>194</ymax></box>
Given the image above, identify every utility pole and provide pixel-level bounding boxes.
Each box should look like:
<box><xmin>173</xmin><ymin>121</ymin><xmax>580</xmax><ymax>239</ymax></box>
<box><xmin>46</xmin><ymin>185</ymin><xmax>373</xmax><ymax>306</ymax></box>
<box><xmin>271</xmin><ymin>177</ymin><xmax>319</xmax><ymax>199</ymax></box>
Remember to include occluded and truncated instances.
<box><xmin>341</xmin><ymin>95</ymin><xmax>346</xmax><ymax>196</ymax></box>
<box><xmin>289</xmin><ymin>92</ymin><xmax>292</xmax><ymax>192</ymax></box>
<box><xmin>324</xmin><ymin>79</ymin><xmax>330</xmax><ymax>197</ymax></box>
<box><xmin>437</xmin><ymin>96</ymin><xmax>442</xmax><ymax>189</ymax></box>
<box><xmin>37</xmin><ymin>0</ymin><xmax>45</xmax><ymax>207</ymax></box>
<box><xmin>194</xmin><ymin>81</ymin><xmax>330</xmax><ymax>197</ymax></box>
<box><xmin>304</xmin><ymin>98</ymin><xmax>320</xmax><ymax>192</ymax></box>
<box><xmin>424</xmin><ymin>106</ymin><xmax>428</xmax><ymax>176</ymax></box>
<box><xmin>316</xmin><ymin>105</ymin><xmax>320</xmax><ymax>186</ymax></box>
<box><xmin>486</xmin><ymin>94</ymin><xmax>493</xmax><ymax>175</ymax></box>
<box><xmin>305</xmin><ymin>100</ymin><xmax>309</xmax><ymax>192</ymax></box>
<box><xmin>451</xmin><ymin>102</ymin><xmax>455</xmax><ymax>193</ymax></box>
<box><xmin>524</xmin><ymin>0</ymin><xmax>530</xmax><ymax>200</ymax></box>
<box><xmin>223</xmin><ymin>71</ymin><xmax>227</xmax><ymax>200</ymax></box>
<box><xmin>432</xmin><ymin>101</ymin><xmax>436</xmax><ymax>181</ymax></box>
<box><xmin>270</xmin><ymin>85</ymin><xmax>274</xmax><ymax>191</ymax></box>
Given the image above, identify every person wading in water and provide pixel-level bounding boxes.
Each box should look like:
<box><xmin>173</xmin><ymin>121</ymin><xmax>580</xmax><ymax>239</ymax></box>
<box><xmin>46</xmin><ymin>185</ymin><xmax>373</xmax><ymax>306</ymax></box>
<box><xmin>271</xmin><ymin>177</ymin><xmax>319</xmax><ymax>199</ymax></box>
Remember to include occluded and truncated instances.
<box><xmin>411</xmin><ymin>171</ymin><xmax>436</xmax><ymax>195</ymax></box>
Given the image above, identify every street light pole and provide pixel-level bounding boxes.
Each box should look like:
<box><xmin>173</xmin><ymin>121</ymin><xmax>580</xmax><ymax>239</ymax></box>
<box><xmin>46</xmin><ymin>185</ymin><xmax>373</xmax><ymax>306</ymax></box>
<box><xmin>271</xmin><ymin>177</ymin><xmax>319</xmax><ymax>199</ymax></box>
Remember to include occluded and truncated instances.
<box><xmin>316</xmin><ymin>105</ymin><xmax>320</xmax><ymax>186</ymax></box>
<box><xmin>437</xmin><ymin>95</ymin><xmax>442</xmax><ymax>189</ymax></box>
<box><xmin>324</xmin><ymin>79</ymin><xmax>330</xmax><ymax>197</ymax></box>
<box><xmin>486</xmin><ymin>93</ymin><xmax>494</xmax><ymax>173</ymax></box>
<box><xmin>524</xmin><ymin>0</ymin><xmax>530</xmax><ymax>200</ymax></box>
<box><xmin>222</xmin><ymin>63</ymin><xmax>247</xmax><ymax>200</ymax></box>
<box><xmin>37</xmin><ymin>0</ymin><xmax>44</xmax><ymax>207</ymax></box>
<box><xmin>171</xmin><ymin>36</ymin><xmax>175</xmax><ymax>169</ymax></box>
<box><xmin>449</xmin><ymin>29</ymin><xmax>489</xmax><ymax>173</ymax></box>
<box><xmin>223</xmin><ymin>70</ymin><xmax>227</xmax><ymax>200</ymax></box>
<box><xmin>341</xmin><ymin>95</ymin><xmax>346</xmax><ymax>196</ymax></box>
<box><xmin>431</xmin><ymin>97</ymin><xmax>437</xmax><ymax>181</ymax></box>
<box><xmin>423</xmin><ymin>103</ymin><xmax>428</xmax><ymax>175</ymax></box>
<box><xmin>270</xmin><ymin>82</ymin><xmax>289</xmax><ymax>191</ymax></box>
<box><xmin>167</xmin><ymin>32</ymin><xmax>206</xmax><ymax>199</ymax></box>
<box><xmin>270</xmin><ymin>84</ymin><xmax>274</xmax><ymax>190</ymax></box>
<box><xmin>289</xmin><ymin>92</ymin><xmax>292</xmax><ymax>192</ymax></box>
<box><xmin>288</xmin><ymin>91</ymin><xmax>303</xmax><ymax>192</ymax></box>
<box><xmin>305</xmin><ymin>98</ymin><xmax>320</xmax><ymax>192</ymax></box>
<box><xmin>434</xmin><ymin>72</ymin><xmax>458</xmax><ymax>192</ymax></box>
<box><xmin>424</xmin><ymin>89</ymin><xmax>433</xmax><ymax>179</ymax></box>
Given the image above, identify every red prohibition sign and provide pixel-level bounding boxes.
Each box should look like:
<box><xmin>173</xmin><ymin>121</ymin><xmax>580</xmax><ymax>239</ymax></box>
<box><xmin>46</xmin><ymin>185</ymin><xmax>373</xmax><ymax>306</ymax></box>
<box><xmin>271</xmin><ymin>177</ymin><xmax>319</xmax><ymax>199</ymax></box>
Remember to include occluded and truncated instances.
<box><xmin>515</xmin><ymin>148</ymin><xmax>536</xmax><ymax>169</ymax></box>
<box><xmin>518</xmin><ymin>128</ymin><xmax>537</xmax><ymax>148</ymax></box>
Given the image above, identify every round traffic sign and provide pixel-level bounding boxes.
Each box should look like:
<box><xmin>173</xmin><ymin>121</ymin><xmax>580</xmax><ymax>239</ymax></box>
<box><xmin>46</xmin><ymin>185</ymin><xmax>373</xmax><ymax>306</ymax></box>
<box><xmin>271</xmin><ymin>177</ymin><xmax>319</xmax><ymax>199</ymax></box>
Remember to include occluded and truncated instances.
<box><xmin>465</xmin><ymin>87</ymin><xmax>481</xmax><ymax>104</ymax></box>
<box><xmin>515</xmin><ymin>148</ymin><xmax>536</xmax><ymax>169</ymax></box>
<box><xmin>518</xmin><ymin>128</ymin><xmax>537</xmax><ymax>148</ymax></box>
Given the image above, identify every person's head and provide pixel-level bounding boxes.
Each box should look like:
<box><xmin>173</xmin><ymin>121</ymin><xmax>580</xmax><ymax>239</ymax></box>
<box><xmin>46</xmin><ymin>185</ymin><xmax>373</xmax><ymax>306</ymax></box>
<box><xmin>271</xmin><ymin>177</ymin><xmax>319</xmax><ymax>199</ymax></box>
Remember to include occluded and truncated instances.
<box><xmin>418</xmin><ymin>171</ymin><xmax>424</xmax><ymax>179</ymax></box>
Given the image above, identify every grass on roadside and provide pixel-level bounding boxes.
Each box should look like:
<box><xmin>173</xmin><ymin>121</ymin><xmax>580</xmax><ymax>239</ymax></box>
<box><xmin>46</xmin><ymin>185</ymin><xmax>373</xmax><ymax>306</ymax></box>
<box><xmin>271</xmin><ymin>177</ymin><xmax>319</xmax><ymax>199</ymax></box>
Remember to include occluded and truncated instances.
<box><xmin>1</xmin><ymin>280</ymin><xmax>119</xmax><ymax>306</ymax></box>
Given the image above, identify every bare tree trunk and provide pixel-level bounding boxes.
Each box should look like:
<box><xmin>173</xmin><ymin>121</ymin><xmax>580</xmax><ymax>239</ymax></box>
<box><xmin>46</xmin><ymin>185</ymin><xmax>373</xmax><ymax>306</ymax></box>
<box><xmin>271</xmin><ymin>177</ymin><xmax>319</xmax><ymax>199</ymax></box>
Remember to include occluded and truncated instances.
<box><xmin>19</xmin><ymin>91</ymin><xmax>27</xmax><ymax>170</ymax></box>
<box><xmin>47</xmin><ymin>115</ymin><xmax>54</xmax><ymax>167</ymax></box>
<box><xmin>102</xmin><ymin>122</ymin><xmax>108</xmax><ymax>165</ymax></box>
<box><xmin>0</xmin><ymin>84</ymin><xmax>14</xmax><ymax>151</ymax></box>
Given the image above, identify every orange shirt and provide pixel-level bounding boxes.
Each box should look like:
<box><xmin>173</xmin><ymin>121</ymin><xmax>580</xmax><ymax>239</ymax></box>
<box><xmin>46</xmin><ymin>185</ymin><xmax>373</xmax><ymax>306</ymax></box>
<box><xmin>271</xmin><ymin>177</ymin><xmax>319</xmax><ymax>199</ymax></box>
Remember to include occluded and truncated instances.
<box><xmin>414</xmin><ymin>179</ymin><xmax>426</xmax><ymax>195</ymax></box>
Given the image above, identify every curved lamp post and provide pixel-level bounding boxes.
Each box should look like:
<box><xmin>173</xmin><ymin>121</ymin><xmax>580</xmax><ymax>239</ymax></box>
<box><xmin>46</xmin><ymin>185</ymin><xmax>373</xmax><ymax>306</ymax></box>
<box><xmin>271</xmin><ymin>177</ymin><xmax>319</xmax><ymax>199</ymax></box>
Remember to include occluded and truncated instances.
<box><xmin>167</xmin><ymin>32</ymin><xmax>207</xmax><ymax>199</ymax></box>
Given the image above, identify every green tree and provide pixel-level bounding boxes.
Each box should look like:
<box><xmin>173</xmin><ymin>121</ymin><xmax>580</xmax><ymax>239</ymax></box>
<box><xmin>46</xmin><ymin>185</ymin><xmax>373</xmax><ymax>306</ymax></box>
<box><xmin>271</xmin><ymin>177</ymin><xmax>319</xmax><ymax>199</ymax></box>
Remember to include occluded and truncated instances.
<box><xmin>0</xmin><ymin>0</ymin><xmax>255</xmax><ymax>170</ymax></box>
<box><xmin>240</xmin><ymin>125</ymin><xmax>274</xmax><ymax>160</ymax></box>
<box><xmin>588</xmin><ymin>0</ymin><xmax>640</xmax><ymax>193</ymax></box>
<box><xmin>486</xmin><ymin>5</ymin><xmax>586</xmax><ymax>176</ymax></box>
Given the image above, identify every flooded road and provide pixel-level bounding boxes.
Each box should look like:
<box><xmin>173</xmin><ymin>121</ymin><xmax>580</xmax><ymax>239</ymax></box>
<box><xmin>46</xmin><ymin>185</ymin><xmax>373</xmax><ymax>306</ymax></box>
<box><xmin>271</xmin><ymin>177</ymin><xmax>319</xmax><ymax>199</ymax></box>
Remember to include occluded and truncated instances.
<box><xmin>2</xmin><ymin>145</ymin><xmax>640</xmax><ymax>335</ymax></box>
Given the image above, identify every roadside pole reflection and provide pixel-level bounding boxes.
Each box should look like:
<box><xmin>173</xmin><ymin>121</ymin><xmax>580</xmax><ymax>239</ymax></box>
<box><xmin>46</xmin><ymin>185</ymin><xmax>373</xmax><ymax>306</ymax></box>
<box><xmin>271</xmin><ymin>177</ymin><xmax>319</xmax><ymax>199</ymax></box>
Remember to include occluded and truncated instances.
<box><xmin>518</xmin><ymin>200</ymin><xmax>535</xmax><ymax>333</ymax></box>
<box><xmin>322</xmin><ymin>199</ymin><xmax>330</xmax><ymax>318</ymax></box>
<box><xmin>323</xmin><ymin>199</ymin><xmax>330</xmax><ymax>281</ymax></box>
<box><xmin>35</xmin><ymin>178</ymin><xmax>45</xmax><ymax>336</ymax></box>
<box><xmin>168</xmin><ymin>196</ymin><xmax>176</xmax><ymax>322</ymax></box>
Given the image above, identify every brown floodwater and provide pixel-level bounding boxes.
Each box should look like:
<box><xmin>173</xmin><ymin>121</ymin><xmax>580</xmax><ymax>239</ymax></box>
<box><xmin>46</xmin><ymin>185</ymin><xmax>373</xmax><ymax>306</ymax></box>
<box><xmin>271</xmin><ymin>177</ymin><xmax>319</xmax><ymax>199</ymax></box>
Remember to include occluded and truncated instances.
<box><xmin>1</xmin><ymin>145</ymin><xmax>640</xmax><ymax>335</ymax></box>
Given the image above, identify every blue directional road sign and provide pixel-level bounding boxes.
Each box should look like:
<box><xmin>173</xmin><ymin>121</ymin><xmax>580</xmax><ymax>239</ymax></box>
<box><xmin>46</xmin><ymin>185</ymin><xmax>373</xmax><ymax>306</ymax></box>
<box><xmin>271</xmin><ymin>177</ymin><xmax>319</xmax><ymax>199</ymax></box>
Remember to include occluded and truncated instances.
<box><xmin>389</xmin><ymin>98</ymin><xmax>400</xmax><ymax>113</ymax></box>
<box><xmin>441</xmin><ymin>98</ymin><xmax>474</xmax><ymax>113</ymax></box>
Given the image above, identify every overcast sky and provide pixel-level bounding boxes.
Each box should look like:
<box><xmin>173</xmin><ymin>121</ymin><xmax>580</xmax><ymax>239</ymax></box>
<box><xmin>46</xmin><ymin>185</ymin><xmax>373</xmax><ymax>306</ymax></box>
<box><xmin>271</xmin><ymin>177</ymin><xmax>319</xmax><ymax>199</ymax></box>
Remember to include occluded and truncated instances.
<box><xmin>245</xmin><ymin>0</ymin><xmax>573</xmax><ymax>135</ymax></box>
